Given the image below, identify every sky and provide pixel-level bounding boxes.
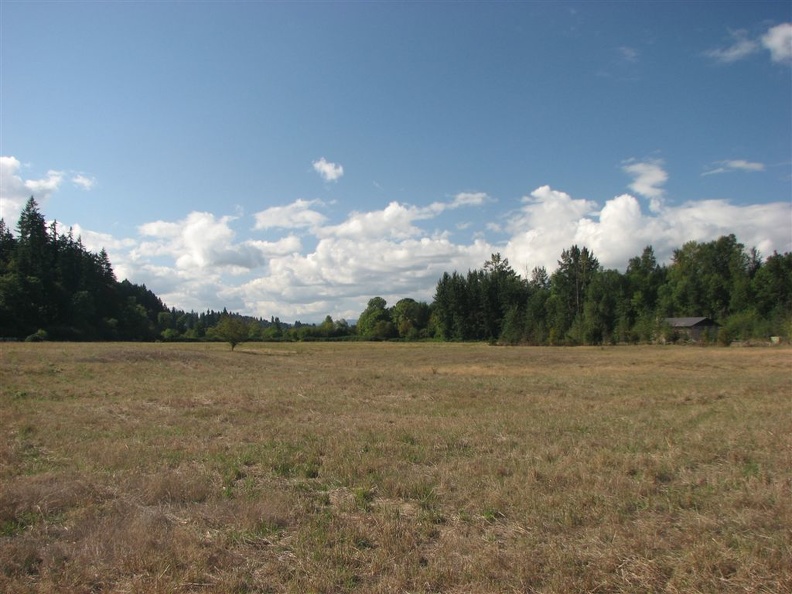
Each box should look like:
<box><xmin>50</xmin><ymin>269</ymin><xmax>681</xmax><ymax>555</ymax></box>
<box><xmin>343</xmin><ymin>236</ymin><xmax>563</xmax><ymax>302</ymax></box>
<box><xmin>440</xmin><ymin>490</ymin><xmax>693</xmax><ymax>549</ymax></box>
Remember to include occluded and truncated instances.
<box><xmin>1</xmin><ymin>1</ymin><xmax>791</xmax><ymax>323</ymax></box>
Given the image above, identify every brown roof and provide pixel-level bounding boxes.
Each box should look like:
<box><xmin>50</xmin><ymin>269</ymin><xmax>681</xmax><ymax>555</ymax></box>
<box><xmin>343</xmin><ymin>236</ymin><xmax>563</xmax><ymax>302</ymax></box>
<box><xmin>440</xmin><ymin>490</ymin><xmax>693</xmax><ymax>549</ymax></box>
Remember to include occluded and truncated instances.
<box><xmin>664</xmin><ymin>317</ymin><xmax>719</xmax><ymax>328</ymax></box>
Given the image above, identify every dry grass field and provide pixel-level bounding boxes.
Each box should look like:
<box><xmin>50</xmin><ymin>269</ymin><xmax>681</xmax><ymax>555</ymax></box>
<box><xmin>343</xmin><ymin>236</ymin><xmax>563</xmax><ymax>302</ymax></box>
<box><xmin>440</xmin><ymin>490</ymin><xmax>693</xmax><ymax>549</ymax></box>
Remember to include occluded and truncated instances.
<box><xmin>1</xmin><ymin>341</ymin><xmax>790</xmax><ymax>593</ymax></box>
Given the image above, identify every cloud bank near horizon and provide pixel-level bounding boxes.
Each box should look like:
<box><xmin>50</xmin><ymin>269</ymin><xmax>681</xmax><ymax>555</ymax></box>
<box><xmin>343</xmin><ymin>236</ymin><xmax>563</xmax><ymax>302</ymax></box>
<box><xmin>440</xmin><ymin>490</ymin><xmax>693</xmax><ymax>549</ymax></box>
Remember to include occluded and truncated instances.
<box><xmin>1</xmin><ymin>155</ymin><xmax>790</xmax><ymax>322</ymax></box>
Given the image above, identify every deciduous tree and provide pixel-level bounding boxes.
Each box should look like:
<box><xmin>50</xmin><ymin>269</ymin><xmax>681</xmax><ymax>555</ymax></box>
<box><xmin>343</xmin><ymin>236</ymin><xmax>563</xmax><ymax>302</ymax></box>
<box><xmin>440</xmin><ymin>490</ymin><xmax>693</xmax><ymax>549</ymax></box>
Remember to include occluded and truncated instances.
<box><xmin>212</xmin><ymin>314</ymin><xmax>250</xmax><ymax>350</ymax></box>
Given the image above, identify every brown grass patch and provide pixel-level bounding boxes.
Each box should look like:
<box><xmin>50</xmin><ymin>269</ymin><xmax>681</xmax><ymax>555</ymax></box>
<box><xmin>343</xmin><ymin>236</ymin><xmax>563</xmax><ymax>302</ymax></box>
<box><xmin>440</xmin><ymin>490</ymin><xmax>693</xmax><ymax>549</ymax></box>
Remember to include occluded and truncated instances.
<box><xmin>1</xmin><ymin>342</ymin><xmax>790</xmax><ymax>592</ymax></box>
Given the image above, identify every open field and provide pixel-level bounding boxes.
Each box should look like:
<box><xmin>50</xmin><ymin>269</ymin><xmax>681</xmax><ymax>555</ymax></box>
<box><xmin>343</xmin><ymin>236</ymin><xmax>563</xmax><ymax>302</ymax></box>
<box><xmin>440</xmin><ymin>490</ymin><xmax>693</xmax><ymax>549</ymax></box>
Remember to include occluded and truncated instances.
<box><xmin>1</xmin><ymin>342</ymin><xmax>790</xmax><ymax>593</ymax></box>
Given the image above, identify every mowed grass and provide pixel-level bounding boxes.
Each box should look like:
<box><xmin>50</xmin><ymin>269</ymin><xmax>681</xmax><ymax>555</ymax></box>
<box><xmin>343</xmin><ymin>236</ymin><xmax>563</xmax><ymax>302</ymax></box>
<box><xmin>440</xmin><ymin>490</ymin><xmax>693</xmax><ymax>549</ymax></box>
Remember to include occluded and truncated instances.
<box><xmin>1</xmin><ymin>342</ymin><xmax>790</xmax><ymax>593</ymax></box>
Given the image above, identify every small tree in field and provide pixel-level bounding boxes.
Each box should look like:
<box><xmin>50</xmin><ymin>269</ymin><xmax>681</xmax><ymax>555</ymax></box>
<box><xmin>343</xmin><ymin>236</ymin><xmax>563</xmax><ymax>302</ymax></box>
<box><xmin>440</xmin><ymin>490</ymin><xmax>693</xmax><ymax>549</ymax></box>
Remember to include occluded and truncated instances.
<box><xmin>213</xmin><ymin>315</ymin><xmax>249</xmax><ymax>351</ymax></box>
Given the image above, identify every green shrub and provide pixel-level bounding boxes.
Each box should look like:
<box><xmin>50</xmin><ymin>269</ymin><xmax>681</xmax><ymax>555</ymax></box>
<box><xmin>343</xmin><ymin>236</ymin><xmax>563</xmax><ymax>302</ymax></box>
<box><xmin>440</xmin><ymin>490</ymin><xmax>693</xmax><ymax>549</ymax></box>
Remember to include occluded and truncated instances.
<box><xmin>25</xmin><ymin>329</ymin><xmax>48</xmax><ymax>342</ymax></box>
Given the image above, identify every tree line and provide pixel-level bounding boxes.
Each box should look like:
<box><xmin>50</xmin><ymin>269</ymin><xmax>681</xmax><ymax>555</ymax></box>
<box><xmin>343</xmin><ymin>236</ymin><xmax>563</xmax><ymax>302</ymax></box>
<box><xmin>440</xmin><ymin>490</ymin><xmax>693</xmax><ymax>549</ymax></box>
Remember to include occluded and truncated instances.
<box><xmin>427</xmin><ymin>241</ymin><xmax>791</xmax><ymax>345</ymax></box>
<box><xmin>1</xmin><ymin>197</ymin><xmax>790</xmax><ymax>344</ymax></box>
<box><xmin>0</xmin><ymin>198</ymin><xmax>169</xmax><ymax>341</ymax></box>
<box><xmin>349</xmin><ymin>239</ymin><xmax>790</xmax><ymax>345</ymax></box>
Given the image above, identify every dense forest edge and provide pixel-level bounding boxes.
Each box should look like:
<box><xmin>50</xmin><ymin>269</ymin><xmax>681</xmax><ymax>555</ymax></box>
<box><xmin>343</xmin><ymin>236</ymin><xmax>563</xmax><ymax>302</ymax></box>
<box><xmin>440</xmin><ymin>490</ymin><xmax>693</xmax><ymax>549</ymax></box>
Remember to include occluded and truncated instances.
<box><xmin>1</xmin><ymin>197</ymin><xmax>790</xmax><ymax>345</ymax></box>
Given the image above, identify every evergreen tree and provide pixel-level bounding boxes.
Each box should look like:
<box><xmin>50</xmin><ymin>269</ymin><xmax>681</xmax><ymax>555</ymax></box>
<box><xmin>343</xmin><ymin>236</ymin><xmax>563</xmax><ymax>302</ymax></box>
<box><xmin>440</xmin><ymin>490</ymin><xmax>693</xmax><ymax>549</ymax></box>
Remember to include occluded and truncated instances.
<box><xmin>432</xmin><ymin>272</ymin><xmax>456</xmax><ymax>340</ymax></box>
<box><xmin>624</xmin><ymin>246</ymin><xmax>665</xmax><ymax>341</ymax></box>
<box><xmin>549</xmin><ymin>246</ymin><xmax>600</xmax><ymax>343</ymax></box>
<box><xmin>2</xmin><ymin>198</ymin><xmax>788</xmax><ymax>345</ymax></box>
<box><xmin>523</xmin><ymin>267</ymin><xmax>551</xmax><ymax>344</ymax></box>
<box><xmin>481</xmin><ymin>253</ymin><xmax>528</xmax><ymax>341</ymax></box>
<box><xmin>15</xmin><ymin>197</ymin><xmax>50</xmax><ymax>280</ymax></box>
<box><xmin>0</xmin><ymin>198</ymin><xmax>169</xmax><ymax>340</ymax></box>
<box><xmin>0</xmin><ymin>219</ymin><xmax>17</xmax><ymax>274</ymax></box>
<box><xmin>582</xmin><ymin>269</ymin><xmax>625</xmax><ymax>344</ymax></box>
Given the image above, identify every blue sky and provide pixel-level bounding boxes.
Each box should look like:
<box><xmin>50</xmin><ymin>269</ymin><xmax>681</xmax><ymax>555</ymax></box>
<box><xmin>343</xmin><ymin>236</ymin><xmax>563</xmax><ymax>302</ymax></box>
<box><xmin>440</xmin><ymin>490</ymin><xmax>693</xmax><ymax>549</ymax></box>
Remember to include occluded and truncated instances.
<box><xmin>2</xmin><ymin>1</ymin><xmax>791</xmax><ymax>322</ymax></box>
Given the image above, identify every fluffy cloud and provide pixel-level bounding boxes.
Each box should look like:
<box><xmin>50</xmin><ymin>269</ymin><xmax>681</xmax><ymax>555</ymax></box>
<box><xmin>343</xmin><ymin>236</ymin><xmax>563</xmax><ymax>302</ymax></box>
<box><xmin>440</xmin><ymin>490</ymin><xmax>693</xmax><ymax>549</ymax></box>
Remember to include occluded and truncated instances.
<box><xmin>231</xmin><ymin>234</ymin><xmax>492</xmax><ymax>321</ymax></box>
<box><xmin>706</xmin><ymin>23</ymin><xmax>792</xmax><ymax>64</ymax></box>
<box><xmin>504</xmin><ymin>186</ymin><xmax>791</xmax><ymax>276</ymax></box>
<box><xmin>761</xmin><ymin>23</ymin><xmax>792</xmax><ymax>64</ymax></box>
<box><xmin>0</xmin><ymin>157</ymin><xmax>98</xmax><ymax>228</ymax></box>
<box><xmin>111</xmin><ymin>195</ymin><xmax>493</xmax><ymax>320</ymax></box>
<box><xmin>312</xmin><ymin>157</ymin><xmax>344</xmax><ymax>182</ymax></box>
<box><xmin>315</xmin><ymin>192</ymin><xmax>489</xmax><ymax>242</ymax></box>
<box><xmin>6</xmin><ymin>153</ymin><xmax>788</xmax><ymax>323</ymax></box>
<box><xmin>254</xmin><ymin>199</ymin><xmax>327</xmax><ymax>231</ymax></box>
<box><xmin>0</xmin><ymin>156</ymin><xmax>64</xmax><ymax>225</ymax></box>
<box><xmin>504</xmin><ymin>186</ymin><xmax>602</xmax><ymax>273</ymax></box>
<box><xmin>72</xmin><ymin>174</ymin><xmax>96</xmax><ymax>190</ymax></box>
<box><xmin>702</xmin><ymin>160</ymin><xmax>765</xmax><ymax>176</ymax></box>
<box><xmin>137</xmin><ymin>211</ymin><xmax>298</xmax><ymax>273</ymax></box>
<box><xmin>621</xmin><ymin>159</ymin><xmax>667</xmax><ymax>212</ymax></box>
<box><xmin>100</xmin><ymin>171</ymin><xmax>789</xmax><ymax>322</ymax></box>
<box><xmin>318</xmin><ymin>202</ymin><xmax>426</xmax><ymax>240</ymax></box>
<box><xmin>450</xmin><ymin>192</ymin><xmax>489</xmax><ymax>207</ymax></box>
<box><xmin>662</xmin><ymin>200</ymin><xmax>788</xmax><ymax>256</ymax></box>
<box><xmin>70</xmin><ymin>224</ymin><xmax>137</xmax><ymax>254</ymax></box>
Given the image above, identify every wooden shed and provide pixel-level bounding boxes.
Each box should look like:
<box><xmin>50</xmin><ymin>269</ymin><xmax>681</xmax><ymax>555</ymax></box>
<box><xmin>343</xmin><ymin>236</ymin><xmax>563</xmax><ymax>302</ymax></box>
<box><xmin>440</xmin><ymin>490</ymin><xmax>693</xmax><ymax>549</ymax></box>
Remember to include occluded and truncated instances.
<box><xmin>664</xmin><ymin>317</ymin><xmax>720</xmax><ymax>342</ymax></box>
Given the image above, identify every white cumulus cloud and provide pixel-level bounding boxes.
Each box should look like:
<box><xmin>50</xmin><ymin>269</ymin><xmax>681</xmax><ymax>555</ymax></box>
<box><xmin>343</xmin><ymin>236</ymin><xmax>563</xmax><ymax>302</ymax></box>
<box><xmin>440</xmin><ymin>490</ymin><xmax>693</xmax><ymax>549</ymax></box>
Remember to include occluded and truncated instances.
<box><xmin>84</xmin><ymin>183</ymin><xmax>792</xmax><ymax>322</ymax></box>
<box><xmin>706</xmin><ymin>23</ymin><xmax>792</xmax><ymax>65</ymax></box>
<box><xmin>1</xmin><ymin>157</ymin><xmax>98</xmax><ymax>228</ymax></box>
<box><xmin>230</xmin><ymin>233</ymin><xmax>492</xmax><ymax>321</ymax></box>
<box><xmin>621</xmin><ymin>159</ymin><xmax>667</xmax><ymax>212</ymax></box>
<box><xmin>9</xmin><ymin>155</ymin><xmax>788</xmax><ymax>324</ymax></box>
<box><xmin>121</xmin><ymin>191</ymin><xmax>494</xmax><ymax>320</ymax></box>
<box><xmin>318</xmin><ymin>201</ymin><xmax>430</xmax><ymax>241</ymax></box>
<box><xmin>0</xmin><ymin>156</ymin><xmax>65</xmax><ymax>226</ymax></box>
<box><xmin>312</xmin><ymin>157</ymin><xmax>344</xmax><ymax>182</ymax></box>
<box><xmin>254</xmin><ymin>199</ymin><xmax>327</xmax><ymax>231</ymax></box>
<box><xmin>504</xmin><ymin>185</ymin><xmax>599</xmax><ymax>273</ymax></box>
<box><xmin>762</xmin><ymin>23</ymin><xmax>792</xmax><ymax>64</ymax></box>
<box><xmin>137</xmin><ymin>211</ymin><xmax>288</xmax><ymax>273</ymax></box>
<box><xmin>504</xmin><ymin>185</ymin><xmax>791</xmax><ymax>276</ymax></box>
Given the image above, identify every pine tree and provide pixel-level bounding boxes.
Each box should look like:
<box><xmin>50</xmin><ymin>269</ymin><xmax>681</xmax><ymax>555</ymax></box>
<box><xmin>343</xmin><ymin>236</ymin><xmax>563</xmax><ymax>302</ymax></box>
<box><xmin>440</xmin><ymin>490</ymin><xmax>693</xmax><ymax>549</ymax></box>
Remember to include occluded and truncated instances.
<box><xmin>15</xmin><ymin>197</ymin><xmax>50</xmax><ymax>279</ymax></box>
<box><xmin>0</xmin><ymin>219</ymin><xmax>16</xmax><ymax>274</ymax></box>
